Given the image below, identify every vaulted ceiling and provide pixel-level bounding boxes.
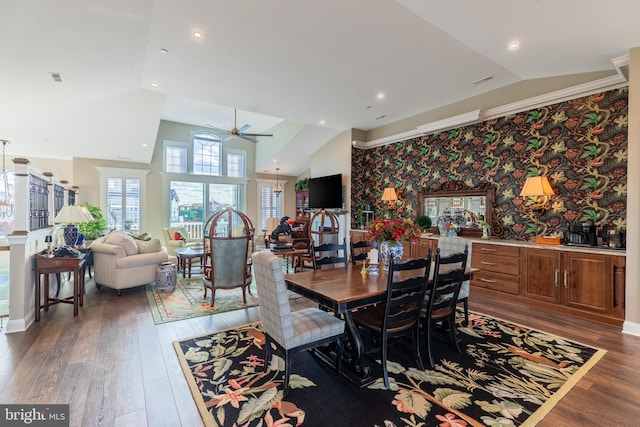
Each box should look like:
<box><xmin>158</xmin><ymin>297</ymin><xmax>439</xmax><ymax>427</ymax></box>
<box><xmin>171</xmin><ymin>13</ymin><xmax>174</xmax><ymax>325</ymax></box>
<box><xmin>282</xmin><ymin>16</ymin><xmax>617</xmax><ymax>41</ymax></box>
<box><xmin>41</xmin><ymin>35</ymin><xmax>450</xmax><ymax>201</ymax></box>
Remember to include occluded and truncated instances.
<box><xmin>2</xmin><ymin>0</ymin><xmax>639</xmax><ymax>176</ymax></box>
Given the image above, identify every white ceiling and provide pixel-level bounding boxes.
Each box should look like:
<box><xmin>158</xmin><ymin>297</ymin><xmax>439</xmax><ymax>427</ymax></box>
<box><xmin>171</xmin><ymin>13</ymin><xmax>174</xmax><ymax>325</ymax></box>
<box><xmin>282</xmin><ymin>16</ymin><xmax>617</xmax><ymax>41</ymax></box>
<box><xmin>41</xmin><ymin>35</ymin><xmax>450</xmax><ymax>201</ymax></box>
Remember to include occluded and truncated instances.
<box><xmin>1</xmin><ymin>0</ymin><xmax>639</xmax><ymax>176</ymax></box>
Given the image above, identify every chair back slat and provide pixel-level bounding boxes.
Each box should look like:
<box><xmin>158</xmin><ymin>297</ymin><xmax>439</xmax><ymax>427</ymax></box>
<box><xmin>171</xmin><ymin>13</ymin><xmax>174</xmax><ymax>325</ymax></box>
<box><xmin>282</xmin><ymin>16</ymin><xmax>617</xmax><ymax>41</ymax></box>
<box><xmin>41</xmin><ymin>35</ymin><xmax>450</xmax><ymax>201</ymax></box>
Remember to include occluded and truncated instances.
<box><xmin>350</xmin><ymin>239</ymin><xmax>378</xmax><ymax>264</ymax></box>
<box><xmin>311</xmin><ymin>239</ymin><xmax>348</xmax><ymax>269</ymax></box>
<box><xmin>383</xmin><ymin>256</ymin><xmax>432</xmax><ymax>330</ymax></box>
<box><xmin>425</xmin><ymin>246</ymin><xmax>468</xmax><ymax>319</ymax></box>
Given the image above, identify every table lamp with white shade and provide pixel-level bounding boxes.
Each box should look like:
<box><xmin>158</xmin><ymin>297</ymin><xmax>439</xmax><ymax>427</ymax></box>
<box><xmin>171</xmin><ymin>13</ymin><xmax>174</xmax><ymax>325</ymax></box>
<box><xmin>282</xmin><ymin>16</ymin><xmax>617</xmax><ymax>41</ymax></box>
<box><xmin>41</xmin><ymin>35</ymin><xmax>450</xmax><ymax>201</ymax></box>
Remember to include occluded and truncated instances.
<box><xmin>54</xmin><ymin>205</ymin><xmax>94</xmax><ymax>247</ymax></box>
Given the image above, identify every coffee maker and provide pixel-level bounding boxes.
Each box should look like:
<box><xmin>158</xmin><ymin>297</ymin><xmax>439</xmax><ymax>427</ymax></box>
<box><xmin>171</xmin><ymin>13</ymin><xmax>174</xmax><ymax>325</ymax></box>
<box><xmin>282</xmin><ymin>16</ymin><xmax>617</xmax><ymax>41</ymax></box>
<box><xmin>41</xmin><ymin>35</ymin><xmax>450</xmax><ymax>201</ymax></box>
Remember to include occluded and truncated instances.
<box><xmin>566</xmin><ymin>222</ymin><xmax>597</xmax><ymax>246</ymax></box>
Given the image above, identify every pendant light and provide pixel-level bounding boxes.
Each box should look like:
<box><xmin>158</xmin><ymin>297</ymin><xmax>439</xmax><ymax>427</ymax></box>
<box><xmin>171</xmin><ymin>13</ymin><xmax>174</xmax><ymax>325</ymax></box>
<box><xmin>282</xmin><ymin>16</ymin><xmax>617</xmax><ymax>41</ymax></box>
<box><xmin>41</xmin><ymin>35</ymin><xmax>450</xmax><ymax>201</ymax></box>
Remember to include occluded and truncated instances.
<box><xmin>273</xmin><ymin>168</ymin><xmax>283</xmax><ymax>197</ymax></box>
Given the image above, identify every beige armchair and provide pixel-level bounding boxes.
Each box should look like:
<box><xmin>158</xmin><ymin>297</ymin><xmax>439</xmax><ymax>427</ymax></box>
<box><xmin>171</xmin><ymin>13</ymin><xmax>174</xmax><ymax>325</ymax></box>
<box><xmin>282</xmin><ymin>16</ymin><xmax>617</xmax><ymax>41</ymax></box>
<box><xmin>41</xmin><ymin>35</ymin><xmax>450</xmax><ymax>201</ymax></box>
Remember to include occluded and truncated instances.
<box><xmin>162</xmin><ymin>226</ymin><xmax>201</xmax><ymax>257</ymax></box>
<box><xmin>90</xmin><ymin>231</ymin><xmax>168</xmax><ymax>295</ymax></box>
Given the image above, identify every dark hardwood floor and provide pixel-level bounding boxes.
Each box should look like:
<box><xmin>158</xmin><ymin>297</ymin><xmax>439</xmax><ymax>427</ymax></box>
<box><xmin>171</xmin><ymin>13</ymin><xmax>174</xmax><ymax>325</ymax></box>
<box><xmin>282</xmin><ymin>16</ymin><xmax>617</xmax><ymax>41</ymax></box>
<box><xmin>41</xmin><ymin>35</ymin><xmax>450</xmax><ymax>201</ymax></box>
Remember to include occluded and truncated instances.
<box><xmin>1</xmin><ymin>276</ymin><xmax>639</xmax><ymax>426</ymax></box>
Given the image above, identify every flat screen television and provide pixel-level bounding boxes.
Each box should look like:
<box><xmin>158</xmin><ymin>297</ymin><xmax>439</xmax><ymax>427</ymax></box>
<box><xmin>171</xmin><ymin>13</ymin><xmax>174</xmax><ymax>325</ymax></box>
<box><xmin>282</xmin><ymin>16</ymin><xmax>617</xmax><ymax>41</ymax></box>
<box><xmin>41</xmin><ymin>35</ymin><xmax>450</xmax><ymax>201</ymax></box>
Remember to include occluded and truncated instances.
<box><xmin>308</xmin><ymin>173</ymin><xmax>343</xmax><ymax>209</ymax></box>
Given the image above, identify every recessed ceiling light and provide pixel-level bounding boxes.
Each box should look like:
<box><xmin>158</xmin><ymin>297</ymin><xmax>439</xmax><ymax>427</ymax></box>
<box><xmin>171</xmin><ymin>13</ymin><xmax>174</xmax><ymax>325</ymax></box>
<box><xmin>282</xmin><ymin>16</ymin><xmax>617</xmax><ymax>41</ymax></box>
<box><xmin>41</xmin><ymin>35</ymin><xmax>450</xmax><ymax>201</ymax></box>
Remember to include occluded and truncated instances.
<box><xmin>376</xmin><ymin>92</ymin><xmax>385</xmax><ymax>101</ymax></box>
<box><xmin>160</xmin><ymin>48</ymin><xmax>168</xmax><ymax>54</ymax></box>
<box><xmin>192</xmin><ymin>30</ymin><xmax>203</xmax><ymax>39</ymax></box>
<box><xmin>319</xmin><ymin>120</ymin><xmax>326</xmax><ymax>126</ymax></box>
<box><xmin>508</xmin><ymin>40</ymin><xmax>521</xmax><ymax>51</ymax></box>
<box><xmin>151</xmin><ymin>81</ymin><xmax>158</xmax><ymax>88</ymax></box>
<box><xmin>142</xmin><ymin>143</ymin><xmax>148</xmax><ymax>148</ymax></box>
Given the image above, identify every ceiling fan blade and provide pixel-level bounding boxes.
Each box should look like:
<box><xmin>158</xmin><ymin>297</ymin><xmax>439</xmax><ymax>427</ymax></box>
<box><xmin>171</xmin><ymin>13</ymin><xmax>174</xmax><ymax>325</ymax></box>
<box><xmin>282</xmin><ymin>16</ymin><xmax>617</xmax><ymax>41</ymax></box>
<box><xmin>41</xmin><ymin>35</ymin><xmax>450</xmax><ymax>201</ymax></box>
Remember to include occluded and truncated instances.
<box><xmin>241</xmin><ymin>132</ymin><xmax>273</xmax><ymax>137</ymax></box>
<box><xmin>240</xmin><ymin>135</ymin><xmax>259</xmax><ymax>143</ymax></box>
<box><xmin>237</xmin><ymin>124</ymin><xmax>251</xmax><ymax>133</ymax></box>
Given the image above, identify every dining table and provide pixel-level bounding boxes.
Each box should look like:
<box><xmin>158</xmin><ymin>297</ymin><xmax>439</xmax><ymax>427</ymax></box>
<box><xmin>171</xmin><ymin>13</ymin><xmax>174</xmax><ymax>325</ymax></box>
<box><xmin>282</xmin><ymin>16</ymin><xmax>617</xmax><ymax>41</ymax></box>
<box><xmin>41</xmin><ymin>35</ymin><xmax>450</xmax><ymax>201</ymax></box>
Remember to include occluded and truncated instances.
<box><xmin>284</xmin><ymin>263</ymin><xmax>476</xmax><ymax>387</ymax></box>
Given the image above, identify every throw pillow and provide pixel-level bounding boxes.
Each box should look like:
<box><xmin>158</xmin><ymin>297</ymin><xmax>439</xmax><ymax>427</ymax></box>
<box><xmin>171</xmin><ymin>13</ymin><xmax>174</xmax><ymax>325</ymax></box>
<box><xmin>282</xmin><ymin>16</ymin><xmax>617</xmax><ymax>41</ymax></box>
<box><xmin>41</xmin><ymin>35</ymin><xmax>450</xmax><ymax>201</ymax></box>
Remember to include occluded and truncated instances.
<box><xmin>173</xmin><ymin>231</ymin><xmax>186</xmax><ymax>242</ymax></box>
<box><xmin>104</xmin><ymin>232</ymin><xmax>138</xmax><ymax>256</ymax></box>
<box><xmin>135</xmin><ymin>238</ymin><xmax>162</xmax><ymax>254</ymax></box>
<box><xmin>128</xmin><ymin>232</ymin><xmax>152</xmax><ymax>241</ymax></box>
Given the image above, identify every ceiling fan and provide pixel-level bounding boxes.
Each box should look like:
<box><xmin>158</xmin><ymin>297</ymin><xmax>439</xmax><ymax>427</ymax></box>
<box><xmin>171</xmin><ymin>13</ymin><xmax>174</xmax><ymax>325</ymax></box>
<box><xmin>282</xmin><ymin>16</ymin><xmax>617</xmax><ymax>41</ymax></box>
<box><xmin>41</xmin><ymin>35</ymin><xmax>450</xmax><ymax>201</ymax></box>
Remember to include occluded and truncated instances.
<box><xmin>206</xmin><ymin>108</ymin><xmax>273</xmax><ymax>143</ymax></box>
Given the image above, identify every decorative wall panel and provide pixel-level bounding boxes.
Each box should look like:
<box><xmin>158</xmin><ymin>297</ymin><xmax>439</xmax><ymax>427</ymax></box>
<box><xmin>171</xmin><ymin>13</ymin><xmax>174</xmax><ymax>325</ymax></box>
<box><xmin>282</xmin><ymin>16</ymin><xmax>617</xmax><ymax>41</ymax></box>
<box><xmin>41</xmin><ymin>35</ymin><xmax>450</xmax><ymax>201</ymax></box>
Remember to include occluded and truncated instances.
<box><xmin>351</xmin><ymin>88</ymin><xmax>628</xmax><ymax>240</ymax></box>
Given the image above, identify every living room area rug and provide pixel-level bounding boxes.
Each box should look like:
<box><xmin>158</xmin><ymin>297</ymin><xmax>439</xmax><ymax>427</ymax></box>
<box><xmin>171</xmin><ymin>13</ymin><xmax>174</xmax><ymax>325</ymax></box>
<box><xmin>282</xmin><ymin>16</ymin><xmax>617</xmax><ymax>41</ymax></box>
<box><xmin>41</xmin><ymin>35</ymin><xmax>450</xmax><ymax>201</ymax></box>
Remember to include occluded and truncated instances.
<box><xmin>145</xmin><ymin>277</ymin><xmax>258</xmax><ymax>324</ymax></box>
<box><xmin>146</xmin><ymin>276</ymin><xmax>300</xmax><ymax>324</ymax></box>
<box><xmin>173</xmin><ymin>311</ymin><xmax>605</xmax><ymax>426</ymax></box>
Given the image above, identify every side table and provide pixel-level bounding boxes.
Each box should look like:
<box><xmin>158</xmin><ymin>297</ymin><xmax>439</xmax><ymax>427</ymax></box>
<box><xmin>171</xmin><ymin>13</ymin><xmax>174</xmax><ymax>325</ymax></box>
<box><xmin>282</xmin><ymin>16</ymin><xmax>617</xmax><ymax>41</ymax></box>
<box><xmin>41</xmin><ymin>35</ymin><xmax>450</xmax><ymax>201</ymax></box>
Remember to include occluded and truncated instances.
<box><xmin>34</xmin><ymin>252</ymin><xmax>86</xmax><ymax>321</ymax></box>
<box><xmin>175</xmin><ymin>246</ymin><xmax>205</xmax><ymax>278</ymax></box>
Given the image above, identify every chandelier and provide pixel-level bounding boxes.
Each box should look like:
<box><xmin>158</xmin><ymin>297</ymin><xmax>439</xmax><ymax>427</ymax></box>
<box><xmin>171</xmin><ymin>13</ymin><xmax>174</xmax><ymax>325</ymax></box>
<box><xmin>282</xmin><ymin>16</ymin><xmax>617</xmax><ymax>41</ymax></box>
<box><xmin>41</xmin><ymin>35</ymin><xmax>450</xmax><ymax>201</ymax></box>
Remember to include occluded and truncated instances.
<box><xmin>0</xmin><ymin>140</ymin><xmax>13</xmax><ymax>218</ymax></box>
<box><xmin>273</xmin><ymin>167</ymin><xmax>283</xmax><ymax>197</ymax></box>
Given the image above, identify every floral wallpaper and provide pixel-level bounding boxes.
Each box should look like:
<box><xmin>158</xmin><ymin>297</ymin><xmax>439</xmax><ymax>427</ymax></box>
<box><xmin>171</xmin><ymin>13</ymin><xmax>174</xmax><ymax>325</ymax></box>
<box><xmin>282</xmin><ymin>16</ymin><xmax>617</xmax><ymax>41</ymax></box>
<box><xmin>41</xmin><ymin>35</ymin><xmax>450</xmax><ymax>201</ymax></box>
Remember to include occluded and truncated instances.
<box><xmin>351</xmin><ymin>87</ymin><xmax>628</xmax><ymax>240</ymax></box>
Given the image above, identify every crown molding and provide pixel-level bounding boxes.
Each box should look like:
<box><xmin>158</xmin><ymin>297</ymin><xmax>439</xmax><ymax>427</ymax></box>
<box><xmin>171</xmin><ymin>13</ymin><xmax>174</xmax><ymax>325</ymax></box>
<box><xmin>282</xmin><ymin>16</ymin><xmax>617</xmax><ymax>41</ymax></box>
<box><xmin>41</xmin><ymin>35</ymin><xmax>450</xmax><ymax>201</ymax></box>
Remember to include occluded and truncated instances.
<box><xmin>359</xmin><ymin>55</ymin><xmax>629</xmax><ymax>149</ymax></box>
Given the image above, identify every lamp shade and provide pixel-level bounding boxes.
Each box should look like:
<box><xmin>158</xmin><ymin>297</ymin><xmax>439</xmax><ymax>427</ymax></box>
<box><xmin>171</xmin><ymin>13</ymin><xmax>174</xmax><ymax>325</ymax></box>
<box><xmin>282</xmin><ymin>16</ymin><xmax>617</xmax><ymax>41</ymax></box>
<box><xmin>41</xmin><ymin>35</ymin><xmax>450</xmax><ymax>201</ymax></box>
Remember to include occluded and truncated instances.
<box><xmin>54</xmin><ymin>205</ymin><xmax>94</xmax><ymax>224</ymax></box>
<box><xmin>520</xmin><ymin>176</ymin><xmax>554</xmax><ymax>197</ymax></box>
<box><xmin>54</xmin><ymin>205</ymin><xmax>94</xmax><ymax>247</ymax></box>
<box><xmin>381</xmin><ymin>187</ymin><xmax>398</xmax><ymax>202</ymax></box>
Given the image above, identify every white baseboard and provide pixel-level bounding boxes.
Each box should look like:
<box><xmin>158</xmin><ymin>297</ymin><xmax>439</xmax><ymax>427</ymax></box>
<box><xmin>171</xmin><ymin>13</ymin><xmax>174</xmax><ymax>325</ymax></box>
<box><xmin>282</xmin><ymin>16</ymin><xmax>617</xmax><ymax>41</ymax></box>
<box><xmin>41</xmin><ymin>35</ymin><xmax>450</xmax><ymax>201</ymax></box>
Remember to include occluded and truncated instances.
<box><xmin>622</xmin><ymin>320</ymin><xmax>640</xmax><ymax>337</ymax></box>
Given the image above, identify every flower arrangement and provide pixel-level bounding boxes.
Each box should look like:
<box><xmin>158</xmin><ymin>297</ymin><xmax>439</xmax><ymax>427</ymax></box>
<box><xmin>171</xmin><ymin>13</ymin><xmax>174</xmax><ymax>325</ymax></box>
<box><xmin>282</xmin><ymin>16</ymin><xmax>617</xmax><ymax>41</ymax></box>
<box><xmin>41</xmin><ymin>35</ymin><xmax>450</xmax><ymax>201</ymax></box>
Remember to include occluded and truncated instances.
<box><xmin>447</xmin><ymin>222</ymin><xmax>458</xmax><ymax>231</ymax></box>
<box><xmin>367</xmin><ymin>217</ymin><xmax>422</xmax><ymax>243</ymax></box>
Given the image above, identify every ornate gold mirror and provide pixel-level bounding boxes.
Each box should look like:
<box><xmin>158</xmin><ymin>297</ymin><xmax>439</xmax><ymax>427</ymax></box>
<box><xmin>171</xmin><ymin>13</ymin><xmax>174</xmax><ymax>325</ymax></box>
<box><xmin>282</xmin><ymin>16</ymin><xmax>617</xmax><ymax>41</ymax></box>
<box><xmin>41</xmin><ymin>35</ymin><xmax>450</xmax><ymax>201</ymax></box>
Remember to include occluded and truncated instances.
<box><xmin>418</xmin><ymin>181</ymin><xmax>496</xmax><ymax>237</ymax></box>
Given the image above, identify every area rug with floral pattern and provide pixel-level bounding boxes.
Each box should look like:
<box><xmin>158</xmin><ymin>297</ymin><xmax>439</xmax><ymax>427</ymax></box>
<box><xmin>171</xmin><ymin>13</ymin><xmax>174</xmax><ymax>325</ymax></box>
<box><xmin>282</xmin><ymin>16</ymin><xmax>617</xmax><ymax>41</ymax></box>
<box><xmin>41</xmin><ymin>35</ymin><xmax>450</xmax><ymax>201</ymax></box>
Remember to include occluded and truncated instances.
<box><xmin>146</xmin><ymin>276</ymin><xmax>299</xmax><ymax>324</ymax></box>
<box><xmin>173</xmin><ymin>311</ymin><xmax>605</xmax><ymax>426</ymax></box>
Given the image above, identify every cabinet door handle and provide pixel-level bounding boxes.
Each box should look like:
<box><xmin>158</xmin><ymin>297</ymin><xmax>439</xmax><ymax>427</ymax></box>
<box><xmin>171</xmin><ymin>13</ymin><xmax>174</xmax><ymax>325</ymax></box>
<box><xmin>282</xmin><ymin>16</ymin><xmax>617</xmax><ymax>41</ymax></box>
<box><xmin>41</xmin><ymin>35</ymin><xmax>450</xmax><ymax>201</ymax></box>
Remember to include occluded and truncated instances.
<box><xmin>564</xmin><ymin>270</ymin><xmax>568</xmax><ymax>289</ymax></box>
<box><xmin>480</xmin><ymin>261</ymin><xmax>497</xmax><ymax>266</ymax></box>
<box><xmin>554</xmin><ymin>269</ymin><xmax>559</xmax><ymax>287</ymax></box>
<box><xmin>480</xmin><ymin>278</ymin><xmax>497</xmax><ymax>283</ymax></box>
<box><xmin>480</xmin><ymin>248</ymin><xmax>497</xmax><ymax>252</ymax></box>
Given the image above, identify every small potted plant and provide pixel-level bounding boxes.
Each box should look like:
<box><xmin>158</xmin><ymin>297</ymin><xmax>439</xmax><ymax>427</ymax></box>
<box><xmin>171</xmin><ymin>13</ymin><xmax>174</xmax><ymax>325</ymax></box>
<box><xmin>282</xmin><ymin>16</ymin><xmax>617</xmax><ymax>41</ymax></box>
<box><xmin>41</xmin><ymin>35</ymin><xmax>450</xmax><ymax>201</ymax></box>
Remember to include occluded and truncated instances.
<box><xmin>416</xmin><ymin>215</ymin><xmax>432</xmax><ymax>233</ymax></box>
<box><xmin>78</xmin><ymin>203</ymin><xmax>108</xmax><ymax>243</ymax></box>
<box><xmin>294</xmin><ymin>178</ymin><xmax>309</xmax><ymax>192</ymax></box>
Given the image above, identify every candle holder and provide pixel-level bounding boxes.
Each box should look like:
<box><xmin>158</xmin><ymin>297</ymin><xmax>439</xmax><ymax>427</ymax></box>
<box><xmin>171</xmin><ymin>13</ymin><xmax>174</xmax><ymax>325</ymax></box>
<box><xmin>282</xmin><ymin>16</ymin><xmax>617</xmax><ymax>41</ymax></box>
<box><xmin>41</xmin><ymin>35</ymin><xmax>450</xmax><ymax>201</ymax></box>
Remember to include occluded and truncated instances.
<box><xmin>360</xmin><ymin>260</ymin><xmax>367</xmax><ymax>276</ymax></box>
<box><xmin>367</xmin><ymin>261</ymin><xmax>379</xmax><ymax>276</ymax></box>
<box><xmin>45</xmin><ymin>235</ymin><xmax>53</xmax><ymax>256</ymax></box>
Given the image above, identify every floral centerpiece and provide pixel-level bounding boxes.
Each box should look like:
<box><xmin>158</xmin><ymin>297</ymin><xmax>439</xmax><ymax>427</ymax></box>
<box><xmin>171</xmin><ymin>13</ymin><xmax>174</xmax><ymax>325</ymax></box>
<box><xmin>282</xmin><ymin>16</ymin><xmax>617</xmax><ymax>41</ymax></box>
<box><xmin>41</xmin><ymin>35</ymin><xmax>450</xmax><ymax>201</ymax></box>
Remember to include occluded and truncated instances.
<box><xmin>367</xmin><ymin>218</ymin><xmax>422</xmax><ymax>270</ymax></box>
<box><xmin>368</xmin><ymin>218</ymin><xmax>422</xmax><ymax>243</ymax></box>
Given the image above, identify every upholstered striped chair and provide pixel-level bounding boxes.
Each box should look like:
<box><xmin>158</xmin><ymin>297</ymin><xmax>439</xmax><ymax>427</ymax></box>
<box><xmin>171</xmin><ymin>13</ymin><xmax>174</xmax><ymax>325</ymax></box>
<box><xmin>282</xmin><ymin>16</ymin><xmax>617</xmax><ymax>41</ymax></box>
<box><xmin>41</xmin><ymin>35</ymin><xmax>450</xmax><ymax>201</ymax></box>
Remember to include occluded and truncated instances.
<box><xmin>252</xmin><ymin>250</ymin><xmax>345</xmax><ymax>396</ymax></box>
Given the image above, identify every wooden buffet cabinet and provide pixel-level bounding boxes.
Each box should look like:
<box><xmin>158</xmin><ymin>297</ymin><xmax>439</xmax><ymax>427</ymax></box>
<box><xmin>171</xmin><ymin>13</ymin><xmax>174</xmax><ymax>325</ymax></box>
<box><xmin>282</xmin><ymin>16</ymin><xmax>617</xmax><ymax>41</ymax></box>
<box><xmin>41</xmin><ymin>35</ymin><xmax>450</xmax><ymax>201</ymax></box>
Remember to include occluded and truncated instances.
<box><xmin>349</xmin><ymin>230</ymin><xmax>626</xmax><ymax>326</ymax></box>
<box><xmin>470</xmin><ymin>241</ymin><xmax>626</xmax><ymax>325</ymax></box>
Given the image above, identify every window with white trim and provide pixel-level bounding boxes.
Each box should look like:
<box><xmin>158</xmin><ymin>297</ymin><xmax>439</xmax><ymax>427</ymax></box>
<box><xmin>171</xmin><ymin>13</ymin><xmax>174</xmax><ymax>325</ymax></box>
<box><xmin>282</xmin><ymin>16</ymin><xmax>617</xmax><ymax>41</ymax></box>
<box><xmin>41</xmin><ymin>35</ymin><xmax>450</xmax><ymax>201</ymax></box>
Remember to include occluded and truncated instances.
<box><xmin>193</xmin><ymin>134</ymin><xmax>221</xmax><ymax>176</ymax></box>
<box><xmin>165</xmin><ymin>144</ymin><xmax>187</xmax><ymax>173</ymax></box>
<box><xmin>97</xmin><ymin>167</ymin><xmax>149</xmax><ymax>233</ymax></box>
<box><xmin>257</xmin><ymin>180</ymin><xmax>283</xmax><ymax>232</ymax></box>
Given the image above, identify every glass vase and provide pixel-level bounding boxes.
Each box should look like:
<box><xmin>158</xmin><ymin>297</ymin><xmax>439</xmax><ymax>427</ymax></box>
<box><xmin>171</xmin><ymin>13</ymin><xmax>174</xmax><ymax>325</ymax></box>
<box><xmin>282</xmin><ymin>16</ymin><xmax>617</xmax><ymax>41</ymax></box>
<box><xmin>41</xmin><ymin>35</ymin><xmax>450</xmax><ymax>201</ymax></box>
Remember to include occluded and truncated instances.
<box><xmin>379</xmin><ymin>240</ymin><xmax>404</xmax><ymax>271</ymax></box>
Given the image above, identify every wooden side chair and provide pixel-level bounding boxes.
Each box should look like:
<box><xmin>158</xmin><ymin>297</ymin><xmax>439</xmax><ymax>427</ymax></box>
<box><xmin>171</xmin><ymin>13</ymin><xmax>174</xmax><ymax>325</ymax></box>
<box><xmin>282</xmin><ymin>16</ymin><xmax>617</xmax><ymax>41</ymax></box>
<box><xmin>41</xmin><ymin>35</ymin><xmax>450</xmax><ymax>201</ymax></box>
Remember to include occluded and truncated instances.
<box><xmin>421</xmin><ymin>247</ymin><xmax>468</xmax><ymax>368</ymax></box>
<box><xmin>350</xmin><ymin>239</ymin><xmax>377</xmax><ymax>265</ymax></box>
<box><xmin>300</xmin><ymin>210</ymin><xmax>340</xmax><ymax>270</ymax></box>
<box><xmin>437</xmin><ymin>237</ymin><xmax>472</xmax><ymax>326</ymax></box>
<box><xmin>252</xmin><ymin>250</ymin><xmax>345</xmax><ymax>396</ymax></box>
<box><xmin>352</xmin><ymin>254</ymin><xmax>432</xmax><ymax>389</ymax></box>
<box><xmin>201</xmin><ymin>207</ymin><xmax>254</xmax><ymax>307</ymax></box>
<box><xmin>310</xmin><ymin>239</ymin><xmax>348</xmax><ymax>270</ymax></box>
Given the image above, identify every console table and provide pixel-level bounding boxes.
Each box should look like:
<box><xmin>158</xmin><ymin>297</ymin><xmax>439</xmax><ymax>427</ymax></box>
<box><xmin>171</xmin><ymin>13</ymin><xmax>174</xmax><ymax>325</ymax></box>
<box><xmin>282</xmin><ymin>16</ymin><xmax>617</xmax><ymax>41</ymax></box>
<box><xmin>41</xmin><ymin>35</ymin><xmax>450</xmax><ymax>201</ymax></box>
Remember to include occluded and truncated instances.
<box><xmin>34</xmin><ymin>252</ymin><xmax>86</xmax><ymax>321</ymax></box>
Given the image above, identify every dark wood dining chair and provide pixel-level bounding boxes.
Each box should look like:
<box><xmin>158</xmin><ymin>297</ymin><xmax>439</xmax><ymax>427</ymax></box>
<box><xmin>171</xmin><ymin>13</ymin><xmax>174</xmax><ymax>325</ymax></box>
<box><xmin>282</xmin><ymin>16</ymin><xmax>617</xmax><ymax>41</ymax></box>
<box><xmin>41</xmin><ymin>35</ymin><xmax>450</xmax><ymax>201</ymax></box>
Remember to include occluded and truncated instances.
<box><xmin>437</xmin><ymin>238</ymin><xmax>472</xmax><ymax>326</ymax></box>
<box><xmin>252</xmin><ymin>250</ymin><xmax>345</xmax><ymax>396</ymax></box>
<box><xmin>310</xmin><ymin>239</ymin><xmax>348</xmax><ymax>270</ymax></box>
<box><xmin>352</xmin><ymin>253</ymin><xmax>432</xmax><ymax>389</ymax></box>
<box><xmin>350</xmin><ymin>239</ymin><xmax>377</xmax><ymax>265</ymax></box>
<box><xmin>421</xmin><ymin>247</ymin><xmax>468</xmax><ymax>368</ymax></box>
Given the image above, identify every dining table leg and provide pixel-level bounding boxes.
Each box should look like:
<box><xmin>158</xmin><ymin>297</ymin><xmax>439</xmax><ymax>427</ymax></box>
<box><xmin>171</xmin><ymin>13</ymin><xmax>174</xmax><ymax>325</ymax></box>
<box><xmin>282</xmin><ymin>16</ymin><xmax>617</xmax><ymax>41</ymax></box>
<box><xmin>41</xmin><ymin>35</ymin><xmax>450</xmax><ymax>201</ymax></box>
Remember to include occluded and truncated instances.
<box><xmin>342</xmin><ymin>310</ymin><xmax>372</xmax><ymax>380</ymax></box>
